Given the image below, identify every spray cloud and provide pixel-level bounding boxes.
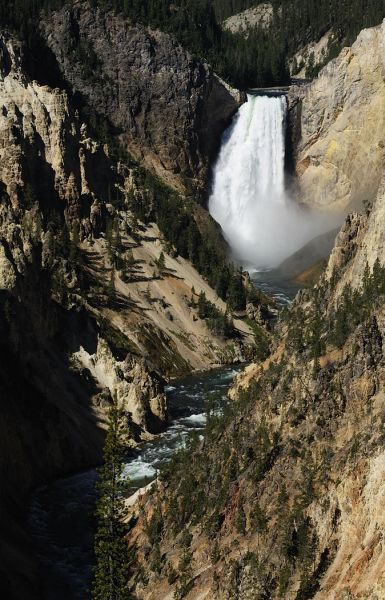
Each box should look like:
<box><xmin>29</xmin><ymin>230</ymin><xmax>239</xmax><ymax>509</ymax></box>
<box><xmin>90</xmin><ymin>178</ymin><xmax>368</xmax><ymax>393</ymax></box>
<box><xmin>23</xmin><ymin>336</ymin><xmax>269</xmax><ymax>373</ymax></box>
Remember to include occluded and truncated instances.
<box><xmin>209</xmin><ymin>94</ymin><xmax>338</xmax><ymax>270</ymax></box>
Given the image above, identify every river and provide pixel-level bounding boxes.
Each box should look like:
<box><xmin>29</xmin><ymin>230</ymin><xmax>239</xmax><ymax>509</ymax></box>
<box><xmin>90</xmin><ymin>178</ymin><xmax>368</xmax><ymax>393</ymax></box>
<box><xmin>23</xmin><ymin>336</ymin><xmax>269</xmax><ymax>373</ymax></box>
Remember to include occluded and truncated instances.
<box><xmin>29</xmin><ymin>365</ymin><xmax>243</xmax><ymax>600</ymax></box>
<box><xmin>250</xmin><ymin>269</ymin><xmax>299</xmax><ymax>306</ymax></box>
<box><xmin>28</xmin><ymin>267</ymin><xmax>300</xmax><ymax>600</ymax></box>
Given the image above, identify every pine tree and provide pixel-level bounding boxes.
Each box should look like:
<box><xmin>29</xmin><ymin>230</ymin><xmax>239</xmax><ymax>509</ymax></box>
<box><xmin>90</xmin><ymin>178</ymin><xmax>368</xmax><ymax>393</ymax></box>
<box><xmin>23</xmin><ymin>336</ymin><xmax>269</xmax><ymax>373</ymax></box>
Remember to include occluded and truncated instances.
<box><xmin>144</xmin><ymin>283</ymin><xmax>152</xmax><ymax>302</ymax></box>
<box><xmin>112</xmin><ymin>219</ymin><xmax>123</xmax><ymax>257</ymax></box>
<box><xmin>198</xmin><ymin>291</ymin><xmax>207</xmax><ymax>319</ymax></box>
<box><xmin>126</xmin><ymin>249</ymin><xmax>135</xmax><ymax>268</ymax></box>
<box><xmin>121</xmin><ymin>249</ymin><xmax>135</xmax><ymax>283</ymax></box>
<box><xmin>235</xmin><ymin>498</ymin><xmax>246</xmax><ymax>534</ymax></box>
<box><xmin>190</xmin><ymin>286</ymin><xmax>196</xmax><ymax>308</ymax></box>
<box><xmin>129</xmin><ymin>213</ymin><xmax>139</xmax><ymax>240</ymax></box>
<box><xmin>227</xmin><ymin>267</ymin><xmax>246</xmax><ymax>311</ymax></box>
<box><xmin>69</xmin><ymin>221</ymin><xmax>80</xmax><ymax>265</ymax></box>
<box><xmin>372</xmin><ymin>257</ymin><xmax>385</xmax><ymax>294</ymax></box>
<box><xmin>175</xmin><ymin>534</ymin><xmax>193</xmax><ymax>599</ymax></box>
<box><xmin>92</xmin><ymin>396</ymin><xmax>131</xmax><ymax>600</ymax></box>
<box><xmin>107</xmin><ymin>268</ymin><xmax>117</xmax><ymax>303</ymax></box>
<box><xmin>156</xmin><ymin>251</ymin><xmax>166</xmax><ymax>274</ymax></box>
<box><xmin>45</xmin><ymin>226</ymin><xmax>56</xmax><ymax>268</ymax></box>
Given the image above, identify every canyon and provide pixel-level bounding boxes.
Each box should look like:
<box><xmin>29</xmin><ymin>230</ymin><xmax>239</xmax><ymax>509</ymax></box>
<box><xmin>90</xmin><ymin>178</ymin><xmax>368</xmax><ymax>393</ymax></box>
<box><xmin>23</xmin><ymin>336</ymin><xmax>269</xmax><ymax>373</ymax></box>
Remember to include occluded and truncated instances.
<box><xmin>2</xmin><ymin>2</ymin><xmax>385</xmax><ymax>600</ymax></box>
<box><xmin>0</xmin><ymin>14</ymin><xmax>252</xmax><ymax>598</ymax></box>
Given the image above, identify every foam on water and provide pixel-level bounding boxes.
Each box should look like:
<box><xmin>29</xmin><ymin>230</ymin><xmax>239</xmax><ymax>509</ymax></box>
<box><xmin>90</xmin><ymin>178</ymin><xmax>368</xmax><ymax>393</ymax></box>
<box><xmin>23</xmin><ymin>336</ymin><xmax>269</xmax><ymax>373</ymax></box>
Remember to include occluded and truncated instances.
<box><xmin>183</xmin><ymin>413</ymin><xmax>207</xmax><ymax>425</ymax></box>
<box><xmin>123</xmin><ymin>458</ymin><xmax>157</xmax><ymax>481</ymax></box>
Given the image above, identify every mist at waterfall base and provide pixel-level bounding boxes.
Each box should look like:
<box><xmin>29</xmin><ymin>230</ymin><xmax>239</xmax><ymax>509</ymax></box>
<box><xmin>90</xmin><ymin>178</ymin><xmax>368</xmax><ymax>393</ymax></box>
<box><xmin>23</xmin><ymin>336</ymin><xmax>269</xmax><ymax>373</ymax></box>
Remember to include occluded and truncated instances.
<box><xmin>209</xmin><ymin>94</ymin><xmax>339</xmax><ymax>271</ymax></box>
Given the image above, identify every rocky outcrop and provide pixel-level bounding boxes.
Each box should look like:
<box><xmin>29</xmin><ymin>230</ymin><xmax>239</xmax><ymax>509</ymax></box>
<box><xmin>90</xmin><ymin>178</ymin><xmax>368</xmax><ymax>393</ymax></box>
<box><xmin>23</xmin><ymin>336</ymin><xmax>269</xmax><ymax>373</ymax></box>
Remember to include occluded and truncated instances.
<box><xmin>0</xmin><ymin>30</ymin><xmax>111</xmax><ymax>233</ymax></box>
<box><xmin>289</xmin><ymin>20</ymin><xmax>385</xmax><ymax>211</ymax></box>
<box><xmin>289</xmin><ymin>30</ymin><xmax>334</xmax><ymax>77</ymax></box>
<box><xmin>222</xmin><ymin>3</ymin><xmax>274</xmax><ymax>36</ymax></box>
<box><xmin>325</xmin><ymin>175</ymin><xmax>385</xmax><ymax>297</ymax></box>
<box><xmin>276</xmin><ymin>227</ymin><xmax>339</xmax><ymax>280</ymax></box>
<box><xmin>0</xmin><ymin>29</ymin><xmax>167</xmax><ymax>437</ymax></box>
<box><xmin>41</xmin><ymin>0</ymin><xmax>243</xmax><ymax>194</ymax></box>
<box><xmin>74</xmin><ymin>340</ymin><xmax>167</xmax><ymax>435</ymax></box>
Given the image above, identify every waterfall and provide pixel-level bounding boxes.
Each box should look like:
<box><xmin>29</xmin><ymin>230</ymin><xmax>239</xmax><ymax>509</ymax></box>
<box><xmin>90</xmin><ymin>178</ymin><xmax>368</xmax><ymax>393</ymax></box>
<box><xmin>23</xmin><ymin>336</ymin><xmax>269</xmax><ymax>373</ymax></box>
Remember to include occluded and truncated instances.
<box><xmin>209</xmin><ymin>94</ymin><xmax>333</xmax><ymax>269</ymax></box>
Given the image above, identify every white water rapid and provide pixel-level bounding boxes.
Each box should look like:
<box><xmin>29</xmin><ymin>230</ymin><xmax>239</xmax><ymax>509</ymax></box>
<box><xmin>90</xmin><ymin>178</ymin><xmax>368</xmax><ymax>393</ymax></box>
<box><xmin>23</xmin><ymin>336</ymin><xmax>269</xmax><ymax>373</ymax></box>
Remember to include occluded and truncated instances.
<box><xmin>209</xmin><ymin>94</ymin><xmax>334</xmax><ymax>269</ymax></box>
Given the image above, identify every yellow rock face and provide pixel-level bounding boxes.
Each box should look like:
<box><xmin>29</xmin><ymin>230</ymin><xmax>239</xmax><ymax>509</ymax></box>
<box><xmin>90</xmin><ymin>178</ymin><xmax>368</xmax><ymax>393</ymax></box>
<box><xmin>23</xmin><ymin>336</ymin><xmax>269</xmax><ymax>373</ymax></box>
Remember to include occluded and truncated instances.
<box><xmin>292</xmin><ymin>20</ymin><xmax>385</xmax><ymax>212</ymax></box>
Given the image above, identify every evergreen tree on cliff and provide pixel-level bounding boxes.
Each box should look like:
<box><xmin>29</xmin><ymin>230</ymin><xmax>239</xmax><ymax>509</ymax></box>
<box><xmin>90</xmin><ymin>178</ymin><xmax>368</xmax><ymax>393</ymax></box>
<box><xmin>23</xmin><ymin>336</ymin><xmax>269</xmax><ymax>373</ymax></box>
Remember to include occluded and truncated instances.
<box><xmin>92</xmin><ymin>395</ymin><xmax>131</xmax><ymax>600</ymax></box>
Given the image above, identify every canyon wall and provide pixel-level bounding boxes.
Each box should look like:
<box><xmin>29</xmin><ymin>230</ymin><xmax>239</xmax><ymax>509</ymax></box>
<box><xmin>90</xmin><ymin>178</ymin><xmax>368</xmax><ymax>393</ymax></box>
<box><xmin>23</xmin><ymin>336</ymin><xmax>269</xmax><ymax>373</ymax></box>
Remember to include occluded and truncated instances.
<box><xmin>0</xmin><ymin>31</ymin><xmax>160</xmax><ymax>598</ymax></box>
<box><xmin>289</xmin><ymin>19</ymin><xmax>385</xmax><ymax>212</ymax></box>
<box><xmin>41</xmin><ymin>0</ymin><xmax>244</xmax><ymax>195</ymax></box>
<box><xmin>129</xmin><ymin>149</ymin><xmax>385</xmax><ymax>600</ymax></box>
<box><xmin>0</xmin><ymin>27</ymin><xmax>252</xmax><ymax>599</ymax></box>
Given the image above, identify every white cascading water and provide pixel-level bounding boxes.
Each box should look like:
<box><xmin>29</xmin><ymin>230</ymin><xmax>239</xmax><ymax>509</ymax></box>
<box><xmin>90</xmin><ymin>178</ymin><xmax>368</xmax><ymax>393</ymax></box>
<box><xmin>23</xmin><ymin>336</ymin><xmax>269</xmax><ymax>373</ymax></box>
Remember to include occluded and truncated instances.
<box><xmin>209</xmin><ymin>94</ymin><xmax>333</xmax><ymax>269</ymax></box>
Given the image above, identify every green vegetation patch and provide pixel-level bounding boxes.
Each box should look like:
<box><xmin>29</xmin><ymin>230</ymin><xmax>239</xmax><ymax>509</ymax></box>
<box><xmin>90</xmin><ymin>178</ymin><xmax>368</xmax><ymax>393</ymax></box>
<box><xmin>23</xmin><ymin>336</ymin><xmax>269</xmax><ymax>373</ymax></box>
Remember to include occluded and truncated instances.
<box><xmin>5</xmin><ymin>0</ymin><xmax>385</xmax><ymax>89</ymax></box>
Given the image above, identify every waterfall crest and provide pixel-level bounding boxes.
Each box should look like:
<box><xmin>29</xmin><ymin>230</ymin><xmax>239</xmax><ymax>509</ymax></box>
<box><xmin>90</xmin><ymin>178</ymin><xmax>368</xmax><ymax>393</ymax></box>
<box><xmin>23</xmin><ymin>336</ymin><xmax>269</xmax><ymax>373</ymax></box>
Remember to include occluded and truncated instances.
<box><xmin>209</xmin><ymin>94</ymin><xmax>333</xmax><ymax>269</ymax></box>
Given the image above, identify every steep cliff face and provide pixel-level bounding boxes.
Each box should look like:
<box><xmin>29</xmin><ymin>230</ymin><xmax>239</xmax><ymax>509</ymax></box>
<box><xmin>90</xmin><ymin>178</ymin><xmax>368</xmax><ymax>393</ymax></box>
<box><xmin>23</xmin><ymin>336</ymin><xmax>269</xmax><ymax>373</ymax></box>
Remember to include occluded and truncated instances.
<box><xmin>0</xmin><ymin>30</ymin><xmax>168</xmax><ymax>434</ymax></box>
<box><xmin>0</xmin><ymin>32</ymin><xmax>156</xmax><ymax>598</ymax></box>
<box><xmin>289</xmin><ymin>20</ymin><xmax>385</xmax><ymax>211</ymax></box>
<box><xmin>40</xmin><ymin>0</ymin><xmax>243</xmax><ymax>195</ymax></box>
<box><xmin>0</xmin><ymin>32</ymin><xmax>107</xmax><ymax>231</ymax></box>
<box><xmin>325</xmin><ymin>177</ymin><xmax>385</xmax><ymax>295</ymax></box>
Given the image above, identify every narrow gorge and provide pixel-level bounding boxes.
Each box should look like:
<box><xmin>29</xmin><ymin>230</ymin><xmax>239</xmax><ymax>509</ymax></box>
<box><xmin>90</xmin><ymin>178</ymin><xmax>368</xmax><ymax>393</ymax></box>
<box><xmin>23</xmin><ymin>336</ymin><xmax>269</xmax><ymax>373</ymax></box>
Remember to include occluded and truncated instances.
<box><xmin>2</xmin><ymin>2</ymin><xmax>385</xmax><ymax>600</ymax></box>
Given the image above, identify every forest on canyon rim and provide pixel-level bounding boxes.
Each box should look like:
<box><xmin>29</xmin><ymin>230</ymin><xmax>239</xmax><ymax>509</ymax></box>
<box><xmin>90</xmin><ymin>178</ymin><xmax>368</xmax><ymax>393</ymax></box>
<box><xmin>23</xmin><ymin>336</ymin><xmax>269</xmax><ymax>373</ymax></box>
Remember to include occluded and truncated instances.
<box><xmin>2</xmin><ymin>0</ymin><xmax>385</xmax><ymax>86</ymax></box>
